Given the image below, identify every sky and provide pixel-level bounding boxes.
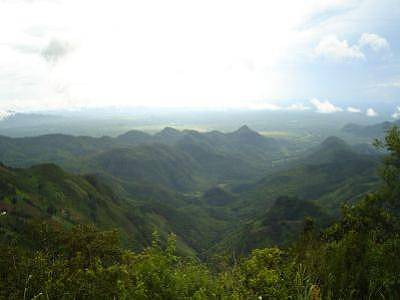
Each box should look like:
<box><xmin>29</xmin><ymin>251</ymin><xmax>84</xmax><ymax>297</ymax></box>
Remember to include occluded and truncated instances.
<box><xmin>0</xmin><ymin>0</ymin><xmax>399</xmax><ymax>118</ymax></box>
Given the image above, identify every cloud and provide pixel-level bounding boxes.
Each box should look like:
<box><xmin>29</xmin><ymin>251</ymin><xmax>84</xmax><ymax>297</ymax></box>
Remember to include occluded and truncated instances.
<box><xmin>310</xmin><ymin>98</ymin><xmax>343</xmax><ymax>113</ymax></box>
<box><xmin>315</xmin><ymin>36</ymin><xmax>364</xmax><ymax>60</ymax></box>
<box><xmin>366</xmin><ymin>108</ymin><xmax>378</xmax><ymax>117</ymax></box>
<box><xmin>249</xmin><ymin>102</ymin><xmax>311</xmax><ymax>111</ymax></box>
<box><xmin>0</xmin><ymin>110</ymin><xmax>14</xmax><ymax>120</ymax></box>
<box><xmin>287</xmin><ymin>103</ymin><xmax>310</xmax><ymax>110</ymax></box>
<box><xmin>301</xmin><ymin>1</ymin><xmax>360</xmax><ymax>29</ymax></box>
<box><xmin>40</xmin><ymin>39</ymin><xmax>73</xmax><ymax>63</ymax></box>
<box><xmin>248</xmin><ymin>103</ymin><xmax>283</xmax><ymax>110</ymax></box>
<box><xmin>14</xmin><ymin>44</ymin><xmax>41</xmax><ymax>54</ymax></box>
<box><xmin>315</xmin><ymin>33</ymin><xmax>389</xmax><ymax>61</ymax></box>
<box><xmin>359</xmin><ymin>33</ymin><xmax>389</xmax><ymax>51</ymax></box>
<box><xmin>347</xmin><ymin>106</ymin><xmax>361</xmax><ymax>113</ymax></box>
<box><xmin>0</xmin><ymin>0</ymin><xmax>397</xmax><ymax>111</ymax></box>
<box><xmin>392</xmin><ymin>107</ymin><xmax>400</xmax><ymax>119</ymax></box>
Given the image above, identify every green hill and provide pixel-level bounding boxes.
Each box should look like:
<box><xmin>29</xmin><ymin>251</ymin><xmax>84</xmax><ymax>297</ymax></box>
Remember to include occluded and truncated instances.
<box><xmin>342</xmin><ymin>121</ymin><xmax>400</xmax><ymax>138</ymax></box>
<box><xmin>0</xmin><ymin>130</ymin><xmax>384</xmax><ymax>260</ymax></box>
<box><xmin>202</xmin><ymin>186</ymin><xmax>238</xmax><ymax>206</ymax></box>
<box><xmin>0</xmin><ymin>162</ymin><xmax>235</xmax><ymax>256</ymax></box>
<box><xmin>214</xmin><ymin>196</ymin><xmax>333</xmax><ymax>255</ymax></box>
<box><xmin>90</xmin><ymin>144</ymin><xmax>201</xmax><ymax>192</ymax></box>
<box><xmin>233</xmin><ymin>136</ymin><xmax>380</xmax><ymax>217</ymax></box>
<box><xmin>0</xmin><ymin>125</ymin><xmax>292</xmax><ymax>192</ymax></box>
<box><xmin>115</xmin><ymin>130</ymin><xmax>154</xmax><ymax>145</ymax></box>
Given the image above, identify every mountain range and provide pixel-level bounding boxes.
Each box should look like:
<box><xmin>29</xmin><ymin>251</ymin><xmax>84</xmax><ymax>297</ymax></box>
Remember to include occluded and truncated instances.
<box><xmin>342</xmin><ymin>120</ymin><xmax>400</xmax><ymax>138</ymax></box>
<box><xmin>0</xmin><ymin>125</ymin><xmax>384</xmax><ymax>256</ymax></box>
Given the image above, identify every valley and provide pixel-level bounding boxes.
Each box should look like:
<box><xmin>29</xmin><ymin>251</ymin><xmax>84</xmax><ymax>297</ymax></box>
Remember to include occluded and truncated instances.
<box><xmin>0</xmin><ymin>123</ymin><xmax>382</xmax><ymax>258</ymax></box>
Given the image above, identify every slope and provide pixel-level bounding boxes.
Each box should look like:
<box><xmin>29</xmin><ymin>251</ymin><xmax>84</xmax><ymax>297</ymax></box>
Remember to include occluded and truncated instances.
<box><xmin>213</xmin><ymin>196</ymin><xmax>333</xmax><ymax>255</ymax></box>
<box><xmin>0</xmin><ymin>162</ymin><xmax>232</xmax><ymax>256</ymax></box>
<box><xmin>233</xmin><ymin>136</ymin><xmax>381</xmax><ymax>217</ymax></box>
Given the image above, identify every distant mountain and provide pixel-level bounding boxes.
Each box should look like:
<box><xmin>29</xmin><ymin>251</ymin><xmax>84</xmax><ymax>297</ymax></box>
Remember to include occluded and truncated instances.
<box><xmin>115</xmin><ymin>130</ymin><xmax>153</xmax><ymax>145</ymax></box>
<box><xmin>228</xmin><ymin>125</ymin><xmax>265</xmax><ymax>144</ymax></box>
<box><xmin>0</xmin><ymin>126</ymin><xmax>388</xmax><ymax>260</ymax></box>
<box><xmin>0</xmin><ymin>125</ymin><xmax>291</xmax><ymax>191</ymax></box>
<box><xmin>154</xmin><ymin>127</ymin><xmax>183</xmax><ymax>145</ymax></box>
<box><xmin>342</xmin><ymin>121</ymin><xmax>399</xmax><ymax>138</ymax></box>
<box><xmin>175</xmin><ymin>133</ymin><xmax>262</xmax><ymax>182</ymax></box>
<box><xmin>233</xmin><ymin>136</ymin><xmax>381</xmax><ymax>217</ymax></box>
<box><xmin>91</xmin><ymin>144</ymin><xmax>201</xmax><ymax>192</ymax></box>
<box><xmin>0</xmin><ymin>113</ymin><xmax>63</xmax><ymax>127</ymax></box>
<box><xmin>304</xmin><ymin>136</ymin><xmax>361</xmax><ymax>165</ymax></box>
<box><xmin>203</xmin><ymin>136</ymin><xmax>382</xmax><ymax>255</ymax></box>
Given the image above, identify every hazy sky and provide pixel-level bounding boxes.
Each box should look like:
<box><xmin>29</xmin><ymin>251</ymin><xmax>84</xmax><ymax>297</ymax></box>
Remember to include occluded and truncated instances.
<box><xmin>0</xmin><ymin>0</ymin><xmax>399</xmax><ymax>117</ymax></box>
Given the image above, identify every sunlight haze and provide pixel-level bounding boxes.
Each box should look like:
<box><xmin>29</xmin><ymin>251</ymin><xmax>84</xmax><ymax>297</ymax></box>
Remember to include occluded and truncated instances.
<box><xmin>0</xmin><ymin>0</ymin><xmax>399</xmax><ymax>115</ymax></box>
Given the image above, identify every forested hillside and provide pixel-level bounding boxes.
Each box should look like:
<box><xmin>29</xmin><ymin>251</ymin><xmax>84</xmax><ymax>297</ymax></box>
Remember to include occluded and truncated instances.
<box><xmin>0</xmin><ymin>162</ymin><xmax>235</xmax><ymax>256</ymax></box>
<box><xmin>1</xmin><ymin>124</ymin><xmax>398</xmax><ymax>299</ymax></box>
<box><xmin>0</xmin><ymin>126</ymin><xmax>382</xmax><ymax>254</ymax></box>
<box><xmin>0</xmin><ymin>125</ymin><xmax>291</xmax><ymax>190</ymax></box>
<box><xmin>1</xmin><ymin>126</ymin><xmax>399</xmax><ymax>299</ymax></box>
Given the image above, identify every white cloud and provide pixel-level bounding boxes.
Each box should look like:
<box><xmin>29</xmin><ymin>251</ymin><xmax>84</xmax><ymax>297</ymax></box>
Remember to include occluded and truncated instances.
<box><xmin>366</xmin><ymin>108</ymin><xmax>378</xmax><ymax>117</ymax></box>
<box><xmin>392</xmin><ymin>107</ymin><xmax>400</xmax><ymax>119</ymax></box>
<box><xmin>248</xmin><ymin>102</ymin><xmax>311</xmax><ymax>111</ymax></box>
<box><xmin>248</xmin><ymin>103</ymin><xmax>283</xmax><ymax>111</ymax></box>
<box><xmin>287</xmin><ymin>103</ymin><xmax>310</xmax><ymax>110</ymax></box>
<box><xmin>347</xmin><ymin>106</ymin><xmax>361</xmax><ymax>113</ymax></box>
<box><xmin>0</xmin><ymin>1</ymin><xmax>396</xmax><ymax>111</ymax></box>
<box><xmin>315</xmin><ymin>32</ymin><xmax>389</xmax><ymax>61</ymax></box>
<box><xmin>315</xmin><ymin>36</ymin><xmax>364</xmax><ymax>60</ymax></box>
<box><xmin>310</xmin><ymin>98</ymin><xmax>343</xmax><ymax>113</ymax></box>
<box><xmin>3</xmin><ymin>0</ymin><xmax>327</xmax><ymax>110</ymax></box>
<box><xmin>0</xmin><ymin>110</ymin><xmax>14</xmax><ymax>120</ymax></box>
<box><xmin>359</xmin><ymin>33</ymin><xmax>389</xmax><ymax>51</ymax></box>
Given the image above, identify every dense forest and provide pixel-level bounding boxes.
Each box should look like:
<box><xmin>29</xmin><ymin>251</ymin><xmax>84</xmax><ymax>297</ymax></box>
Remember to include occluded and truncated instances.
<box><xmin>0</xmin><ymin>126</ymin><xmax>399</xmax><ymax>299</ymax></box>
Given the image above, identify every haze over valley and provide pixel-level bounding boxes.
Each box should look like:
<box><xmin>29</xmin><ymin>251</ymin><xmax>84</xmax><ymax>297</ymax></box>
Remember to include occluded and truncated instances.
<box><xmin>1</xmin><ymin>1</ymin><xmax>400</xmax><ymax>299</ymax></box>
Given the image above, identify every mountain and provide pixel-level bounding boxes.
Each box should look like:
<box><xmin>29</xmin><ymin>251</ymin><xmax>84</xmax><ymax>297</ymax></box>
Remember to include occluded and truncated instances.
<box><xmin>0</xmin><ymin>125</ymin><xmax>292</xmax><ymax>191</ymax></box>
<box><xmin>202</xmin><ymin>186</ymin><xmax>238</xmax><ymax>206</ymax></box>
<box><xmin>342</xmin><ymin>121</ymin><xmax>399</xmax><ymax>138</ymax></box>
<box><xmin>0</xmin><ymin>129</ymin><xmax>387</xmax><ymax>261</ymax></box>
<box><xmin>0</xmin><ymin>162</ymin><xmax>236</xmax><ymax>256</ymax></box>
<box><xmin>115</xmin><ymin>130</ymin><xmax>154</xmax><ymax>145</ymax></box>
<box><xmin>228</xmin><ymin>125</ymin><xmax>265</xmax><ymax>144</ymax></box>
<box><xmin>0</xmin><ymin>134</ymin><xmax>113</xmax><ymax>169</ymax></box>
<box><xmin>175</xmin><ymin>133</ymin><xmax>262</xmax><ymax>182</ymax></box>
<box><xmin>233</xmin><ymin>136</ymin><xmax>381</xmax><ymax>217</ymax></box>
<box><xmin>208</xmin><ymin>137</ymin><xmax>381</xmax><ymax>255</ymax></box>
<box><xmin>213</xmin><ymin>196</ymin><xmax>333</xmax><ymax>255</ymax></box>
<box><xmin>154</xmin><ymin>127</ymin><xmax>184</xmax><ymax>145</ymax></box>
<box><xmin>0</xmin><ymin>162</ymin><xmax>154</xmax><ymax>250</ymax></box>
<box><xmin>91</xmin><ymin>144</ymin><xmax>201</xmax><ymax>192</ymax></box>
<box><xmin>0</xmin><ymin>113</ymin><xmax>63</xmax><ymax>127</ymax></box>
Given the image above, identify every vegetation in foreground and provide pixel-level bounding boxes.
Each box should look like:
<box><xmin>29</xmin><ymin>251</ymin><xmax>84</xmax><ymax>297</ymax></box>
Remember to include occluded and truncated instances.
<box><xmin>1</xmin><ymin>127</ymin><xmax>400</xmax><ymax>299</ymax></box>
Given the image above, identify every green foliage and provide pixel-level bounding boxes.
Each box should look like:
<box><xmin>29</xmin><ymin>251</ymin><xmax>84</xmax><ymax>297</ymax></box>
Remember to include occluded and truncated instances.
<box><xmin>290</xmin><ymin>126</ymin><xmax>400</xmax><ymax>299</ymax></box>
<box><xmin>214</xmin><ymin>196</ymin><xmax>333</xmax><ymax>256</ymax></box>
<box><xmin>235</xmin><ymin>135</ymin><xmax>380</xmax><ymax>218</ymax></box>
<box><xmin>2</xmin><ymin>126</ymin><xmax>400</xmax><ymax>299</ymax></box>
<box><xmin>0</xmin><ymin>125</ymin><xmax>288</xmax><ymax>192</ymax></box>
<box><xmin>0</xmin><ymin>221</ymin><xmax>316</xmax><ymax>299</ymax></box>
